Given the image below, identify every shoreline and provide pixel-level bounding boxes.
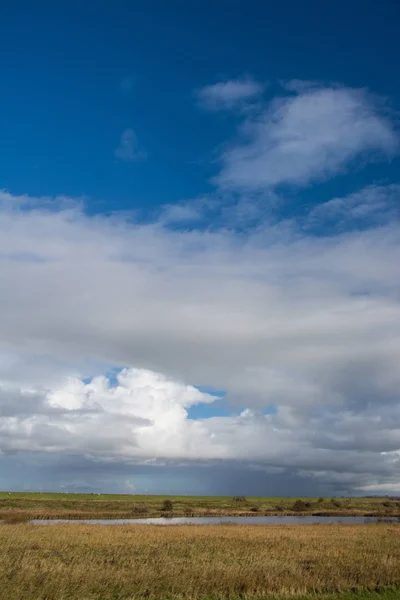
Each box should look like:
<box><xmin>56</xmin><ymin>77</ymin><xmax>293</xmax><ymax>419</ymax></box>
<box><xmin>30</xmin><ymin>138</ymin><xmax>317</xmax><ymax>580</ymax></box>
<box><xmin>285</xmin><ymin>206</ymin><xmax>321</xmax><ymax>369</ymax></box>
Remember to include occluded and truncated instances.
<box><xmin>1</xmin><ymin>492</ymin><xmax>400</xmax><ymax>521</ymax></box>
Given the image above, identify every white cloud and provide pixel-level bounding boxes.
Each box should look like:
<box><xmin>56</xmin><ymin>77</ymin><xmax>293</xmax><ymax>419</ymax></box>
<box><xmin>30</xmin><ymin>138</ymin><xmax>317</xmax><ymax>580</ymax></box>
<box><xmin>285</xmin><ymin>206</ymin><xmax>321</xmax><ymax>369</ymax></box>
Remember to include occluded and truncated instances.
<box><xmin>306</xmin><ymin>184</ymin><xmax>400</xmax><ymax>230</ymax></box>
<box><xmin>1</xmin><ymin>367</ymin><xmax>399</xmax><ymax>491</ymax></box>
<box><xmin>215</xmin><ymin>85</ymin><xmax>398</xmax><ymax>190</ymax></box>
<box><xmin>160</xmin><ymin>201</ymin><xmax>204</xmax><ymax>225</ymax></box>
<box><xmin>196</xmin><ymin>77</ymin><xmax>265</xmax><ymax>111</ymax></box>
<box><xmin>1</xmin><ymin>81</ymin><xmax>399</xmax><ymax>493</ymax></box>
<box><xmin>357</xmin><ymin>482</ymin><xmax>400</xmax><ymax>493</ymax></box>
<box><xmin>0</xmin><ymin>186</ymin><xmax>399</xmax><ymax>491</ymax></box>
<box><xmin>115</xmin><ymin>128</ymin><xmax>146</xmax><ymax>162</ymax></box>
<box><xmin>0</xmin><ymin>368</ymin><xmax>218</xmax><ymax>458</ymax></box>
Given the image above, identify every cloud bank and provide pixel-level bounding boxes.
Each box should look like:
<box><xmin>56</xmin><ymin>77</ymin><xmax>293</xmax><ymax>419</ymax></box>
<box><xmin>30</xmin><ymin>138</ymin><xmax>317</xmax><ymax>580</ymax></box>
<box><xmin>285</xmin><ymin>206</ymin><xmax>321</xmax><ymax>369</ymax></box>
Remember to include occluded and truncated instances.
<box><xmin>0</xmin><ymin>181</ymin><xmax>399</xmax><ymax>492</ymax></box>
<box><xmin>1</xmin><ymin>80</ymin><xmax>399</xmax><ymax>494</ymax></box>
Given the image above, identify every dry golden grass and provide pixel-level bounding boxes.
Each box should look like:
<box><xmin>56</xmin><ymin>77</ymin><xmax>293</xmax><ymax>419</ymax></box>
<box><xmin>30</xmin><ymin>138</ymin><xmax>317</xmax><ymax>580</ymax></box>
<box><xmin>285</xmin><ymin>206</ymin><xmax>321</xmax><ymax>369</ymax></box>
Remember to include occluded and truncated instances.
<box><xmin>0</xmin><ymin>523</ymin><xmax>399</xmax><ymax>599</ymax></box>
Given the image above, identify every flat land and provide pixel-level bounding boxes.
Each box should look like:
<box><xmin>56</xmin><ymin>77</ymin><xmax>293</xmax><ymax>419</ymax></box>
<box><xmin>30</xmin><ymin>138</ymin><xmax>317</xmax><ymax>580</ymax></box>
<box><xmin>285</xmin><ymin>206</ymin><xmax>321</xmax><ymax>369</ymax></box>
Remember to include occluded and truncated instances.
<box><xmin>0</xmin><ymin>522</ymin><xmax>399</xmax><ymax>599</ymax></box>
<box><xmin>0</xmin><ymin>492</ymin><xmax>399</xmax><ymax>520</ymax></box>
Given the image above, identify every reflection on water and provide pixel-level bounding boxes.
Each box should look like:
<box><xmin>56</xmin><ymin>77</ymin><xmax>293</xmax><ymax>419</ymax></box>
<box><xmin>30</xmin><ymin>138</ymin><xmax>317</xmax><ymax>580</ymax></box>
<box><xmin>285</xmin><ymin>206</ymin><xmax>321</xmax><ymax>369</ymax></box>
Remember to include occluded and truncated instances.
<box><xmin>30</xmin><ymin>516</ymin><xmax>399</xmax><ymax>525</ymax></box>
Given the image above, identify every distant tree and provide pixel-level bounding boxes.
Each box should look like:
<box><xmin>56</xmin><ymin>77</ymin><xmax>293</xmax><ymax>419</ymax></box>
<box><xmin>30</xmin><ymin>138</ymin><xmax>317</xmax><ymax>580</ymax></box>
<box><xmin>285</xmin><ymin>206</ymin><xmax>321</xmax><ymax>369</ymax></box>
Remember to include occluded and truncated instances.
<box><xmin>162</xmin><ymin>499</ymin><xmax>173</xmax><ymax>512</ymax></box>
<box><xmin>232</xmin><ymin>496</ymin><xmax>246</xmax><ymax>503</ymax></box>
<box><xmin>292</xmin><ymin>499</ymin><xmax>311</xmax><ymax>512</ymax></box>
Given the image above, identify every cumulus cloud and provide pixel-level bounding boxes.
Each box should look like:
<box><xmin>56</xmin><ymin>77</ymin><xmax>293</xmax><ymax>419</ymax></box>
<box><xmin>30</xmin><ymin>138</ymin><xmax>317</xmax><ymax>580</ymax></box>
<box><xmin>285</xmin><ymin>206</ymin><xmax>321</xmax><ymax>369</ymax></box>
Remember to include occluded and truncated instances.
<box><xmin>215</xmin><ymin>85</ymin><xmax>397</xmax><ymax>190</ymax></box>
<box><xmin>196</xmin><ymin>77</ymin><xmax>265</xmax><ymax>111</ymax></box>
<box><xmin>115</xmin><ymin>128</ymin><xmax>146</xmax><ymax>162</ymax></box>
<box><xmin>0</xmin><ymin>183</ymin><xmax>399</xmax><ymax>492</ymax></box>
<box><xmin>0</xmin><ymin>369</ymin><xmax>218</xmax><ymax>457</ymax></box>
<box><xmin>1</xmin><ymin>366</ymin><xmax>399</xmax><ymax>492</ymax></box>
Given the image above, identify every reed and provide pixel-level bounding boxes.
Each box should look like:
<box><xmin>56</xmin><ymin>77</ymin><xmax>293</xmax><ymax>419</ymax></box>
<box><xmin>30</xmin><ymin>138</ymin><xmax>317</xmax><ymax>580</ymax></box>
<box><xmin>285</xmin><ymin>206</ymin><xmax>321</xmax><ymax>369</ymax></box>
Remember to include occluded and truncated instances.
<box><xmin>0</xmin><ymin>522</ymin><xmax>399</xmax><ymax>599</ymax></box>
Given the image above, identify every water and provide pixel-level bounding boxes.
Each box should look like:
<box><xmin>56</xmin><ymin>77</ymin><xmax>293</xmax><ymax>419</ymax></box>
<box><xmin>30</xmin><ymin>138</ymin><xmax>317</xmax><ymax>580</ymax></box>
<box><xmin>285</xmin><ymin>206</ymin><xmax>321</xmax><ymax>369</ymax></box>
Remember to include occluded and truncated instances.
<box><xmin>30</xmin><ymin>516</ymin><xmax>398</xmax><ymax>525</ymax></box>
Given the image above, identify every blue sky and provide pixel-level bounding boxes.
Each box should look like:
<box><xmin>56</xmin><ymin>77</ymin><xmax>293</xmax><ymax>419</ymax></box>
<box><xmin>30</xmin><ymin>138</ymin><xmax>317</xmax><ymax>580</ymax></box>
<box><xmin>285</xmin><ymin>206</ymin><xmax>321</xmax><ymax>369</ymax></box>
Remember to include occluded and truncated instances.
<box><xmin>1</xmin><ymin>0</ymin><xmax>399</xmax><ymax>211</ymax></box>
<box><xmin>0</xmin><ymin>1</ymin><xmax>400</xmax><ymax>495</ymax></box>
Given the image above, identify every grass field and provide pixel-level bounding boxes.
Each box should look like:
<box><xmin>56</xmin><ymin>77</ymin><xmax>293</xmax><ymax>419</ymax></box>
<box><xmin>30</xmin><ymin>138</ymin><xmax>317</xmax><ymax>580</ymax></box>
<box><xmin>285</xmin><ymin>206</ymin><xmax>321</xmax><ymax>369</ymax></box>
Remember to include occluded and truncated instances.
<box><xmin>0</xmin><ymin>522</ymin><xmax>399</xmax><ymax>599</ymax></box>
<box><xmin>1</xmin><ymin>492</ymin><xmax>399</xmax><ymax>520</ymax></box>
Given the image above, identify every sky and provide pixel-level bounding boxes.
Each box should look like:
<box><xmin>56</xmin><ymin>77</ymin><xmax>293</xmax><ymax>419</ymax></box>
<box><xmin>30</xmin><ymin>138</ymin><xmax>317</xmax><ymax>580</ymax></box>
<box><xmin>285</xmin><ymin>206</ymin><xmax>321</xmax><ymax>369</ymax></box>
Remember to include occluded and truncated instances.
<box><xmin>0</xmin><ymin>0</ymin><xmax>399</xmax><ymax>496</ymax></box>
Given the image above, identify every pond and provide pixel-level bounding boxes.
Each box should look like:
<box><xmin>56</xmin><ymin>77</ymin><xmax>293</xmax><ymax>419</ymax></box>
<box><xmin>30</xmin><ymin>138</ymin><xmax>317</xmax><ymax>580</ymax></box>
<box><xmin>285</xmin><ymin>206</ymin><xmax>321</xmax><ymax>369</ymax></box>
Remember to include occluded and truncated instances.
<box><xmin>30</xmin><ymin>516</ymin><xmax>399</xmax><ymax>525</ymax></box>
